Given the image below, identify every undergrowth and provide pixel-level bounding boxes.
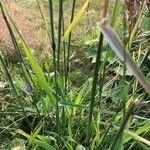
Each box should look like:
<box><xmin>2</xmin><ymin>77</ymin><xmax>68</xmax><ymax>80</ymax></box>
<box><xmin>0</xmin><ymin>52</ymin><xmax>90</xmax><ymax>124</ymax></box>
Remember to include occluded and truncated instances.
<box><xmin>0</xmin><ymin>0</ymin><xmax>150</xmax><ymax>150</ymax></box>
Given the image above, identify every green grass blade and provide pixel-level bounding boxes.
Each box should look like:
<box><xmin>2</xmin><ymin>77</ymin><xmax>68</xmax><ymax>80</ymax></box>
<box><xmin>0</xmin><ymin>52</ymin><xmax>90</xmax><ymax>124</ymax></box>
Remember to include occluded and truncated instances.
<box><xmin>128</xmin><ymin>1</ymin><xmax>145</xmax><ymax>48</ymax></box>
<box><xmin>63</xmin><ymin>0</ymin><xmax>89</xmax><ymax>40</ymax></box>
<box><xmin>124</xmin><ymin>128</ymin><xmax>150</xmax><ymax>146</ymax></box>
<box><xmin>73</xmin><ymin>83</ymin><xmax>89</xmax><ymax>116</ymax></box>
<box><xmin>19</xmin><ymin>38</ymin><xmax>56</xmax><ymax>106</ymax></box>
<box><xmin>98</xmin><ymin>19</ymin><xmax>150</xmax><ymax>96</ymax></box>
<box><xmin>1</xmin><ymin>3</ymin><xmax>56</xmax><ymax>106</ymax></box>
<box><xmin>36</xmin><ymin>0</ymin><xmax>50</xmax><ymax>38</ymax></box>
<box><xmin>66</xmin><ymin>0</ymin><xmax>76</xmax><ymax>89</ymax></box>
<box><xmin>17</xmin><ymin>129</ymin><xmax>57</xmax><ymax>150</ymax></box>
<box><xmin>114</xmin><ymin>125</ymin><xmax>150</xmax><ymax>147</ymax></box>
<box><xmin>123</xmin><ymin>121</ymin><xmax>150</xmax><ymax>144</ymax></box>
<box><xmin>28</xmin><ymin>124</ymin><xmax>43</xmax><ymax>146</ymax></box>
<box><xmin>111</xmin><ymin>0</ymin><xmax>121</xmax><ymax>27</ymax></box>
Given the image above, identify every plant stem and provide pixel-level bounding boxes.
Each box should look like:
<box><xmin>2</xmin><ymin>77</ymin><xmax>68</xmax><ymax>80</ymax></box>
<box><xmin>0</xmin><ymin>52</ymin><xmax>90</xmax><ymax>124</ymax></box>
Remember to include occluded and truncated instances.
<box><xmin>86</xmin><ymin>33</ymin><xmax>103</xmax><ymax>144</ymax></box>
<box><xmin>57</xmin><ymin>0</ymin><xmax>63</xmax><ymax>71</ymax></box>
<box><xmin>0</xmin><ymin>53</ymin><xmax>32</xmax><ymax>130</ymax></box>
<box><xmin>66</xmin><ymin>0</ymin><xmax>76</xmax><ymax>90</ymax></box>
<box><xmin>49</xmin><ymin>0</ymin><xmax>60</xmax><ymax>134</ymax></box>
<box><xmin>110</xmin><ymin>104</ymin><xmax>135</xmax><ymax>150</ymax></box>
<box><xmin>0</xmin><ymin>2</ymin><xmax>40</xmax><ymax>116</ymax></box>
<box><xmin>98</xmin><ymin>102</ymin><xmax>124</xmax><ymax>149</ymax></box>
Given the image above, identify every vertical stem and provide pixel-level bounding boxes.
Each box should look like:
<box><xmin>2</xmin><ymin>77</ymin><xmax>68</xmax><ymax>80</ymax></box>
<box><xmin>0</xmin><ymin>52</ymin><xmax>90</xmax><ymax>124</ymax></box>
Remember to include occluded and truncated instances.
<box><xmin>0</xmin><ymin>54</ymin><xmax>32</xmax><ymax>129</ymax></box>
<box><xmin>86</xmin><ymin>0</ymin><xmax>108</xmax><ymax>145</ymax></box>
<box><xmin>61</xmin><ymin>1</ymin><xmax>66</xmax><ymax>134</ymax></box>
<box><xmin>98</xmin><ymin>65</ymin><xmax>105</xmax><ymax>106</ymax></box>
<box><xmin>57</xmin><ymin>0</ymin><xmax>63</xmax><ymax>71</ymax></box>
<box><xmin>98</xmin><ymin>0</ymin><xmax>108</xmax><ymax>105</ymax></box>
<box><xmin>49</xmin><ymin>0</ymin><xmax>59</xmax><ymax>133</ymax></box>
<box><xmin>110</xmin><ymin>104</ymin><xmax>135</xmax><ymax>150</ymax></box>
<box><xmin>61</xmin><ymin>2</ymin><xmax>66</xmax><ymax>93</ymax></box>
<box><xmin>122</xmin><ymin>3</ymin><xmax>128</xmax><ymax>119</ymax></box>
<box><xmin>66</xmin><ymin>0</ymin><xmax>76</xmax><ymax>91</ymax></box>
<box><xmin>49</xmin><ymin>0</ymin><xmax>56</xmax><ymax>74</ymax></box>
<box><xmin>0</xmin><ymin>2</ymin><xmax>40</xmax><ymax>116</ymax></box>
<box><xmin>86</xmin><ymin>33</ymin><xmax>103</xmax><ymax>144</ymax></box>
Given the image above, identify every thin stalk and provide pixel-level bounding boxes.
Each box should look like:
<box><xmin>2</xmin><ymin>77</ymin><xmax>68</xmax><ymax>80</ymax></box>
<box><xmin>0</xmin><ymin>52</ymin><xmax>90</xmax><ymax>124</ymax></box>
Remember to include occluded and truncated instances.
<box><xmin>66</xmin><ymin>0</ymin><xmax>76</xmax><ymax>91</ymax></box>
<box><xmin>0</xmin><ymin>3</ymin><xmax>28</xmax><ymax>82</ymax></box>
<box><xmin>61</xmin><ymin>1</ymin><xmax>67</xmax><ymax>134</ymax></box>
<box><xmin>61</xmin><ymin>2</ymin><xmax>66</xmax><ymax>93</ymax></box>
<box><xmin>49</xmin><ymin>0</ymin><xmax>60</xmax><ymax>133</ymax></box>
<box><xmin>110</xmin><ymin>104</ymin><xmax>135</xmax><ymax>150</ymax></box>
<box><xmin>0</xmin><ymin>2</ymin><xmax>40</xmax><ymax>116</ymax></box>
<box><xmin>49</xmin><ymin>0</ymin><xmax>56</xmax><ymax>76</ymax></box>
<box><xmin>86</xmin><ymin>33</ymin><xmax>103</xmax><ymax>144</ymax></box>
<box><xmin>0</xmin><ymin>53</ymin><xmax>32</xmax><ymax>130</ymax></box>
<box><xmin>57</xmin><ymin>0</ymin><xmax>63</xmax><ymax>71</ymax></box>
<box><xmin>98</xmin><ymin>102</ymin><xmax>124</xmax><ymax>149</ymax></box>
<box><xmin>122</xmin><ymin>3</ymin><xmax>128</xmax><ymax>119</ymax></box>
<box><xmin>86</xmin><ymin>0</ymin><xmax>108</xmax><ymax>145</ymax></box>
<box><xmin>98</xmin><ymin>0</ymin><xmax>109</xmax><ymax>104</ymax></box>
<box><xmin>36</xmin><ymin>0</ymin><xmax>50</xmax><ymax>38</ymax></box>
<box><xmin>98</xmin><ymin>66</ymin><xmax>105</xmax><ymax>106</ymax></box>
<box><xmin>1</xmin><ymin>3</ymin><xmax>34</xmax><ymax>85</ymax></box>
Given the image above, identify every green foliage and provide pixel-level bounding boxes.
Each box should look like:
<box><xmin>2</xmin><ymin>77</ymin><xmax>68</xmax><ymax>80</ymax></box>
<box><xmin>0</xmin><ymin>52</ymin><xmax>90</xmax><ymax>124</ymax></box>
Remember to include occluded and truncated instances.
<box><xmin>0</xmin><ymin>0</ymin><xmax>150</xmax><ymax>150</ymax></box>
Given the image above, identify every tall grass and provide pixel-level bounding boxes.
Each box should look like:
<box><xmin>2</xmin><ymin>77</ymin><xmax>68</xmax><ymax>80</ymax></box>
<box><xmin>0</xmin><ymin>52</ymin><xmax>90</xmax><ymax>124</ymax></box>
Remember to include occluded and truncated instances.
<box><xmin>0</xmin><ymin>0</ymin><xmax>150</xmax><ymax>149</ymax></box>
<box><xmin>66</xmin><ymin>0</ymin><xmax>76</xmax><ymax>89</ymax></box>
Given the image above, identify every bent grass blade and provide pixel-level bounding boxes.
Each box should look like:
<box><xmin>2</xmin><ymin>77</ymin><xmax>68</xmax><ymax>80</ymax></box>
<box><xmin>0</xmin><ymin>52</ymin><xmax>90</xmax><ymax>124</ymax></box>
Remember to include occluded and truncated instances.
<box><xmin>63</xmin><ymin>0</ymin><xmax>89</xmax><ymax>40</ymax></box>
<box><xmin>17</xmin><ymin>129</ymin><xmax>57</xmax><ymax>150</ymax></box>
<box><xmin>0</xmin><ymin>2</ymin><xmax>56</xmax><ymax>106</ymax></box>
<box><xmin>98</xmin><ymin>19</ymin><xmax>150</xmax><ymax>96</ymax></box>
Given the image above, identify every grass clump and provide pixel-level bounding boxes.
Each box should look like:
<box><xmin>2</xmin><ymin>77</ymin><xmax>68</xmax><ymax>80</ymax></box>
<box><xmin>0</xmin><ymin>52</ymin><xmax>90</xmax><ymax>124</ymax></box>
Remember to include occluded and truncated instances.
<box><xmin>0</xmin><ymin>0</ymin><xmax>150</xmax><ymax>149</ymax></box>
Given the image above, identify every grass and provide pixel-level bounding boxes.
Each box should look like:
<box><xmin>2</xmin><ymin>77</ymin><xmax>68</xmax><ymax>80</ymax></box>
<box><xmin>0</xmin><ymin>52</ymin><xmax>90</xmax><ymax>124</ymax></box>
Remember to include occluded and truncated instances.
<box><xmin>0</xmin><ymin>0</ymin><xmax>150</xmax><ymax>150</ymax></box>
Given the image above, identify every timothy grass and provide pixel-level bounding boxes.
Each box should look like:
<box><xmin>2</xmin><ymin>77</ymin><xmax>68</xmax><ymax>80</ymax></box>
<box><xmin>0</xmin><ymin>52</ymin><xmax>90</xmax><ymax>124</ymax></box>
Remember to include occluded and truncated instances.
<box><xmin>0</xmin><ymin>0</ymin><xmax>150</xmax><ymax>150</ymax></box>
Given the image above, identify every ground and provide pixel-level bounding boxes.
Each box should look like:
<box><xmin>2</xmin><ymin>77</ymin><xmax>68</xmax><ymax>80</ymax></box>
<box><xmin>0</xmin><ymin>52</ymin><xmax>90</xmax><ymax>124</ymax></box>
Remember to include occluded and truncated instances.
<box><xmin>0</xmin><ymin>0</ymin><xmax>102</xmax><ymax>61</ymax></box>
<box><xmin>0</xmin><ymin>0</ymin><xmax>49</xmax><ymax>61</ymax></box>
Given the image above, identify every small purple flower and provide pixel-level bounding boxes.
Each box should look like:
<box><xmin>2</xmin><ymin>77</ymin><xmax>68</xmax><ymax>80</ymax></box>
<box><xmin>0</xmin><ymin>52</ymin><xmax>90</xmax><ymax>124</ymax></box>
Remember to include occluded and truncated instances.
<box><xmin>24</xmin><ymin>85</ymin><xmax>32</xmax><ymax>95</ymax></box>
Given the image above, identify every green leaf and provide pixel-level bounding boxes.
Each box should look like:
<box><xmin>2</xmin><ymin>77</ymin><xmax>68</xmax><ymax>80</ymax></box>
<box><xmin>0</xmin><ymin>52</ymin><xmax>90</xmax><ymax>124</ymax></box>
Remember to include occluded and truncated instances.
<box><xmin>17</xmin><ymin>130</ymin><xmax>57</xmax><ymax>150</ymax></box>
<box><xmin>63</xmin><ymin>0</ymin><xmax>89</xmax><ymax>40</ymax></box>
<box><xmin>29</xmin><ymin>124</ymin><xmax>43</xmax><ymax>145</ymax></box>
<box><xmin>123</xmin><ymin>121</ymin><xmax>150</xmax><ymax>144</ymax></box>
<box><xmin>19</xmin><ymin>38</ymin><xmax>56</xmax><ymax>106</ymax></box>
<box><xmin>73</xmin><ymin>83</ymin><xmax>89</xmax><ymax>115</ymax></box>
<box><xmin>111</xmin><ymin>0</ymin><xmax>121</xmax><ymax>27</ymax></box>
<box><xmin>128</xmin><ymin>1</ymin><xmax>145</xmax><ymax>48</ymax></box>
<box><xmin>124</xmin><ymin>129</ymin><xmax>150</xmax><ymax>146</ymax></box>
<box><xmin>98</xmin><ymin>19</ymin><xmax>150</xmax><ymax>96</ymax></box>
<box><xmin>2</xmin><ymin>3</ymin><xmax>56</xmax><ymax>106</ymax></box>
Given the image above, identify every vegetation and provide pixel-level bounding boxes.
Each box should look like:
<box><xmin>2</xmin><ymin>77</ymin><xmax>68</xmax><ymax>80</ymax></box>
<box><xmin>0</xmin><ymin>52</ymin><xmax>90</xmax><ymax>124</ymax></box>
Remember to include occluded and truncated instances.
<box><xmin>0</xmin><ymin>0</ymin><xmax>150</xmax><ymax>149</ymax></box>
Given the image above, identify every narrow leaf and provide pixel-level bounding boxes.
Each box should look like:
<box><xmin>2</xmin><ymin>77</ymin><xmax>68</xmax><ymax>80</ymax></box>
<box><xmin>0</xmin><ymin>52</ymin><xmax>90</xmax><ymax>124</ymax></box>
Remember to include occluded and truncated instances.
<box><xmin>98</xmin><ymin>19</ymin><xmax>150</xmax><ymax>96</ymax></box>
<box><xmin>63</xmin><ymin>0</ymin><xmax>89</xmax><ymax>40</ymax></box>
<box><xmin>128</xmin><ymin>1</ymin><xmax>145</xmax><ymax>48</ymax></box>
<box><xmin>29</xmin><ymin>124</ymin><xmax>43</xmax><ymax>145</ymax></box>
<box><xmin>20</xmin><ymin>38</ymin><xmax>56</xmax><ymax>106</ymax></box>
<box><xmin>111</xmin><ymin>0</ymin><xmax>121</xmax><ymax>27</ymax></box>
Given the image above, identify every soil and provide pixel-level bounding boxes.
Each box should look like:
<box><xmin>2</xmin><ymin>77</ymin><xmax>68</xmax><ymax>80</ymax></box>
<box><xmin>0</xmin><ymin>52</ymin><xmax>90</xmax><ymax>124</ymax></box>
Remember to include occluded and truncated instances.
<box><xmin>0</xmin><ymin>0</ymin><xmax>47</xmax><ymax>60</ymax></box>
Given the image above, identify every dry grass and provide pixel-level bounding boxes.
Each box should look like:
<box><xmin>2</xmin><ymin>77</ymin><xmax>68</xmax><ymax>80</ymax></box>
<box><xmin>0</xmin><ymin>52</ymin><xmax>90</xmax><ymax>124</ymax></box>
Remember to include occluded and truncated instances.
<box><xmin>0</xmin><ymin>0</ymin><xmax>49</xmax><ymax>61</ymax></box>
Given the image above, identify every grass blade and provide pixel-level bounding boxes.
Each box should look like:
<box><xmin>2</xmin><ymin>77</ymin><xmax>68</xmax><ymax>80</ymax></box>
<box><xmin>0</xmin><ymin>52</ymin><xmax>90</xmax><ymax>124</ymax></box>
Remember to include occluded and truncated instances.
<box><xmin>98</xmin><ymin>19</ymin><xmax>150</xmax><ymax>96</ymax></box>
<box><xmin>20</xmin><ymin>38</ymin><xmax>56</xmax><ymax>106</ymax></box>
<box><xmin>128</xmin><ymin>1</ymin><xmax>145</xmax><ymax>48</ymax></box>
<box><xmin>63</xmin><ymin>0</ymin><xmax>89</xmax><ymax>40</ymax></box>
<box><xmin>66</xmin><ymin>0</ymin><xmax>76</xmax><ymax>91</ymax></box>
<box><xmin>111</xmin><ymin>0</ymin><xmax>121</xmax><ymax>27</ymax></box>
<box><xmin>17</xmin><ymin>129</ymin><xmax>57</xmax><ymax>150</ymax></box>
